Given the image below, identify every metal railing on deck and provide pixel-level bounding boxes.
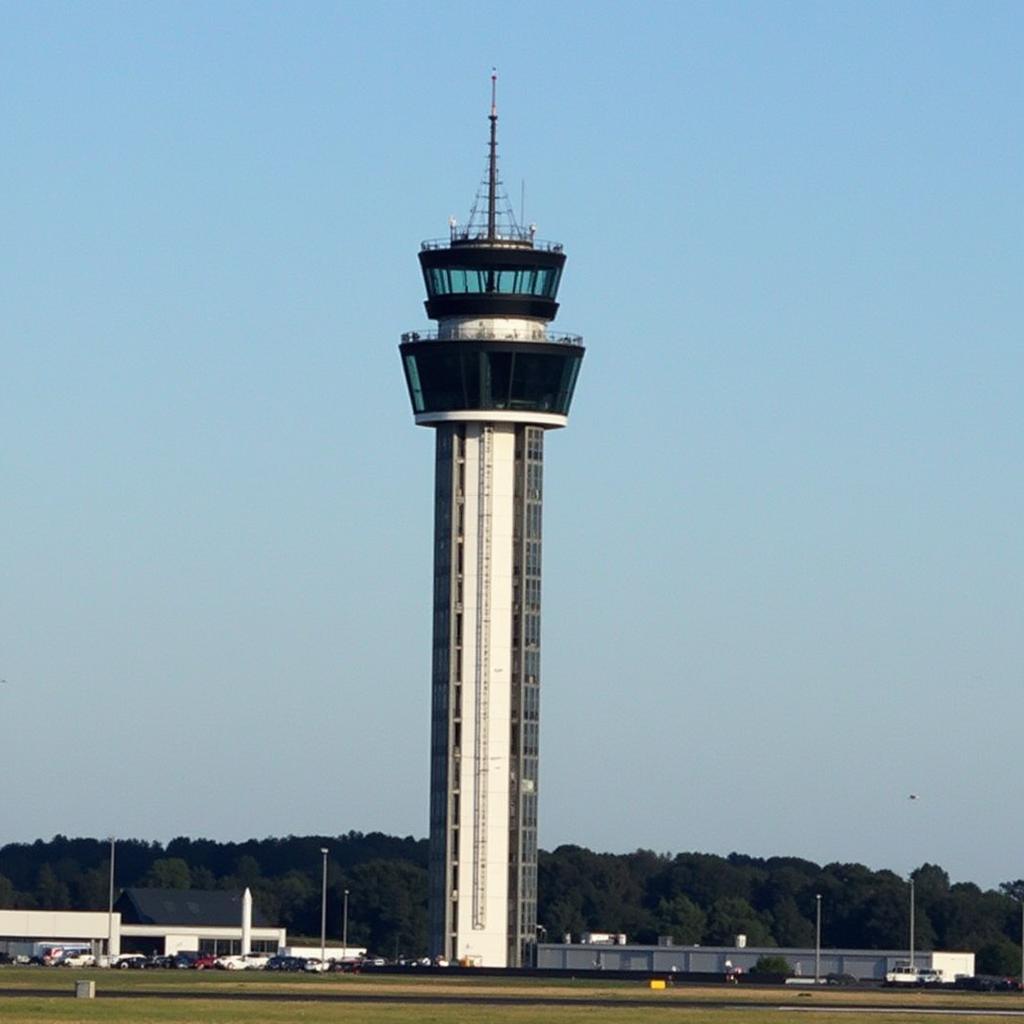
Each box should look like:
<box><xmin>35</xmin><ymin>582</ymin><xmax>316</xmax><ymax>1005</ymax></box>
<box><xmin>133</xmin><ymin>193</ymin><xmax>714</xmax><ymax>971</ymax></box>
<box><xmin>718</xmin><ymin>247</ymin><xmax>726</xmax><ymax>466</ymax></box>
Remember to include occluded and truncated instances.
<box><xmin>401</xmin><ymin>328</ymin><xmax>582</xmax><ymax>346</ymax></box>
<box><xmin>420</xmin><ymin>237</ymin><xmax>564</xmax><ymax>254</ymax></box>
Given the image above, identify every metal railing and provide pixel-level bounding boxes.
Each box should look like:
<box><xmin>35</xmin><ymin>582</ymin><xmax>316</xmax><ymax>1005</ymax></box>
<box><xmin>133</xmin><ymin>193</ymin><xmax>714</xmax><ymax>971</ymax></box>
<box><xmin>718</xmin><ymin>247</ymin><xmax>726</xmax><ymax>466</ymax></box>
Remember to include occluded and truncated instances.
<box><xmin>401</xmin><ymin>328</ymin><xmax>582</xmax><ymax>346</ymax></box>
<box><xmin>420</xmin><ymin>237</ymin><xmax>564</xmax><ymax>254</ymax></box>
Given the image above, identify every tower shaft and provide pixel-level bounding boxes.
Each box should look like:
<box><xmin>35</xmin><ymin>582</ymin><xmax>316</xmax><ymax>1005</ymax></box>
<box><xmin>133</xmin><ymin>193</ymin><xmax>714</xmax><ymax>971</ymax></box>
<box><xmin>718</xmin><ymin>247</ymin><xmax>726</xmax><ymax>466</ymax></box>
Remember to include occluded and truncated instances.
<box><xmin>429</xmin><ymin>422</ymin><xmax>542</xmax><ymax>965</ymax></box>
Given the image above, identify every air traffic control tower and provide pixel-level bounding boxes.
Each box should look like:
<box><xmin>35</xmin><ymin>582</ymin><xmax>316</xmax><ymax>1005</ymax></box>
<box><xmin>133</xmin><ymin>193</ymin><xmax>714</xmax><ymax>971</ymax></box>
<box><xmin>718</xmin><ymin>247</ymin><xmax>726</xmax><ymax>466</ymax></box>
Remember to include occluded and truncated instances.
<box><xmin>399</xmin><ymin>78</ymin><xmax>584</xmax><ymax>967</ymax></box>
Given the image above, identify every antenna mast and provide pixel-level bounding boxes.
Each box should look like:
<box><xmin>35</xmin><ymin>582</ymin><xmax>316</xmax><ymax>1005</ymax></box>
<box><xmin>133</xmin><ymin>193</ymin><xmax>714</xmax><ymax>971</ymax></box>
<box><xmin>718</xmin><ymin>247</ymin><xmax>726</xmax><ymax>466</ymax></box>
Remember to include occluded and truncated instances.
<box><xmin>487</xmin><ymin>70</ymin><xmax>498</xmax><ymax>240</ymax></box>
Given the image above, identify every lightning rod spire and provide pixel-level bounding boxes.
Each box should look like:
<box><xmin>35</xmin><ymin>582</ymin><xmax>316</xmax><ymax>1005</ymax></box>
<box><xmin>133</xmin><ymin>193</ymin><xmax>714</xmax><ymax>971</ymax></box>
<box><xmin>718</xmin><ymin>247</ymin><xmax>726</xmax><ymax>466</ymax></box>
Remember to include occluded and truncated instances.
<box><xmin>487</xmin><ymin>69</ymin><xmax>498</xmax><ymax>240</ymax></box>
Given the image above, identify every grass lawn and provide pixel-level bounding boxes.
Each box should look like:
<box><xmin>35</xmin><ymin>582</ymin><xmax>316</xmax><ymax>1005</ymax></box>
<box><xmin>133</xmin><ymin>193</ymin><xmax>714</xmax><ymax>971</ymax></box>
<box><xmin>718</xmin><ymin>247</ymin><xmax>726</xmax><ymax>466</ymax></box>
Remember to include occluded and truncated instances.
<box><xmin>2</xmin><ymin>969</ymin><xmax>1022</xmax><ymax>1024</ymax></box>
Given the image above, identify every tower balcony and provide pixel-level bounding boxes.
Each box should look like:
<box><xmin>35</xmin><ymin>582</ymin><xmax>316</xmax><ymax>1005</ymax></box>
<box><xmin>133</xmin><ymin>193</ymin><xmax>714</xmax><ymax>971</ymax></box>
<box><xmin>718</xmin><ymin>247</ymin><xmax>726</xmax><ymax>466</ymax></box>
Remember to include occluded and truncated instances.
<box><xmin>399</xmin><ymin>332</ymin><xmax>585</xmax><ymax>427</ymax></box>
<box><xmin>401</xmin><ymin>328</ymin><xmax>582</xmax><ymax>346</ymax></box>
<box><xmin>420</xmin><ymin>238</ymin><xmax>565</xmax><ymax>254</ymax></box>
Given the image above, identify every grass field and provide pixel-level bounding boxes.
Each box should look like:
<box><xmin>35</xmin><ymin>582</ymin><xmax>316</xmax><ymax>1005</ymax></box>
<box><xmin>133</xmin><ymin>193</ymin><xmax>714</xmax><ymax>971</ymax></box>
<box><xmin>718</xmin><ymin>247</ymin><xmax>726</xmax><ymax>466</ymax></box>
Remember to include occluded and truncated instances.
<box><xmin>2</xmin><ymin>968</ymin><xmax>1022</xmax><ymax>1024</ymax></box>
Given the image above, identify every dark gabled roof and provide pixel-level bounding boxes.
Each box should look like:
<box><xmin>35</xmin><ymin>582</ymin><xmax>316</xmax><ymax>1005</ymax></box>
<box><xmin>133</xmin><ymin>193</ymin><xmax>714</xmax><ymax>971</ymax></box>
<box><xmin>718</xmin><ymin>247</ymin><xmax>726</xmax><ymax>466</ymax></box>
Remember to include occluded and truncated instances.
<box><xmin>115</xmin><ymin>888</ymin><xmax>272</xmax><ymax>928</ymax></box>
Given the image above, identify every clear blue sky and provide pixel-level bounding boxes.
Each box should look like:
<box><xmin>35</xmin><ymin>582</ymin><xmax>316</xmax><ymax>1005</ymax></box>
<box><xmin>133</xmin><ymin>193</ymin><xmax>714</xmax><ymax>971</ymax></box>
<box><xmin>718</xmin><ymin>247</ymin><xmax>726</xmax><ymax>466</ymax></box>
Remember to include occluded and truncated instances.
<box><xmin>2</xmin><ymin>1</ymin><xmax>1021</xmax><ymax>888</ymax></box>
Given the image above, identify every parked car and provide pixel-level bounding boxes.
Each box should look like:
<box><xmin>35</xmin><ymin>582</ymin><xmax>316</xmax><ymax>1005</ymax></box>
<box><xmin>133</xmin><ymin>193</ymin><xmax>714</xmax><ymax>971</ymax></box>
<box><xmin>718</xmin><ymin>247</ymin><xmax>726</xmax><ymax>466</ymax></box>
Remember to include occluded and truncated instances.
<box><xmin>265</xmin><ymin>955</ymin><xmax>307</xmax><ymax>972</ymax></box>
<box><xmin>886</xmin><ymin>963</ymin><xmax>922</xmax><ymax>985</ymax></box>
<box><xmin>955</xmin><ymin>975</ymin><xmax>1019</xmax><ymax>991</ymax></box>
<box><xmin>191</xmin><ymin>954</ymin><xmax>218</xmax><ymax>970</ymax></box>
<box><xmin>328</xmin><ymin>959</ymin><xmax>359</xmax><ymax>973</ymax></box>
<box><xmin>43</xmin><ymin>946</ymin><xmax>91</xmax><ymax>966</ymax></box>
<box><xmin>111</xmin><ymin>954</ymin><xmax>147</xmax><ymax>969</ymax></box>
<box><xmin>60</xmin><ymin>953</ymin><xmax>96</xmax><ymax>968</ymax></box>
<box><xmin>215</xmin><ymin>952</ymin><xmax>270</xmax><ymax>970</ymax></box>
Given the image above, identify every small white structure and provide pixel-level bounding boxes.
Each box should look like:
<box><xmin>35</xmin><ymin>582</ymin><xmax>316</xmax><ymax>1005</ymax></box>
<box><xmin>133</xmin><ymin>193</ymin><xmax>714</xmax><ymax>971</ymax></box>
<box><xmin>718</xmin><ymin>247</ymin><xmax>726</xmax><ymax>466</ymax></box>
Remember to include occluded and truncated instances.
<box><xmin>281</xmin><ymin>945</ymin><xmax>367</xmax><ymax>961</ymax></box>
<box><xmin>240</xmin><ymin>888</ymin><xmax>253</xmax><ymax>955</ymax></box>
<box><xmin>580</xmin><ymin>932</ymin><xmax>628</xmax><ymax>945</ymax></box>
<box><xmin>928</xmin><ymin>952</ymin><xmax>975</xmax><ymax>982</ymax></box>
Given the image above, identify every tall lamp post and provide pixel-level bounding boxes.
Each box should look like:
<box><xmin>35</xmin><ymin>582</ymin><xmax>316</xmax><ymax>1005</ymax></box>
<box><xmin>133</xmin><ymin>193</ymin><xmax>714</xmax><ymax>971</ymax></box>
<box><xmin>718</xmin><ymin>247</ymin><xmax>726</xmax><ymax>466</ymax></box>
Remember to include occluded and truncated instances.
<box><xmin>1011</xmin><ymin>897</ymin><xmax>1019</xmax><ymax>991</ymax></box>
<box><xmin>908</xmin><ymin>877</ymin><xmax>916</xmax><ymax>971</ymax></box>
<box><xmin>106</xmin><ymin>836</ymin><xmax>116</xmax><ymax>965</ymax></box>
<box><xmin>320</xmin><ymin>848</ymin><xmax>329</xmax><ymax>968</ymax></box>
<box><xmin>814</xmin><ymin>893</ymin><xmax>821</xmax><ymax>985</ymax></box>
<box><xmin>342</xmin><ymin>888</ymin><xmax>349</xmax><ymax>961</ymax></box>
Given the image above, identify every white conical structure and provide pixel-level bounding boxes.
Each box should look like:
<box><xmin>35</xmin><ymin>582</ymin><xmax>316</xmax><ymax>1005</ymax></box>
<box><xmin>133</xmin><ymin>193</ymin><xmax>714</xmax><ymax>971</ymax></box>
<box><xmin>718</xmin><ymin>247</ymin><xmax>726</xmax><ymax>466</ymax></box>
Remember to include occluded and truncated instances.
<box><xmin>240</xmin><ymin>887</ymin><xmax>252</xmax><ymax>955</ymax></box>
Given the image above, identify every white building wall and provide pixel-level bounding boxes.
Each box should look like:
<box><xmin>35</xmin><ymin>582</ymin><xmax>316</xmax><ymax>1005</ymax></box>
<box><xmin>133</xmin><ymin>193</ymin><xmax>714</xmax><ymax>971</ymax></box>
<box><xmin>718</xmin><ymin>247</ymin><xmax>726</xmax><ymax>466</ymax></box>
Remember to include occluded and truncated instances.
<box><xmin>453</xmin><ymin>422</ymin><xmax>516</xmax><ymax>966</ymax></box>
<box><xmin>0</xmin><ymin>910</ymin><xmax>285</xmax><ymax>960</ymax></box>
<box><xmin>0</xmin><ymin>909</ymin><xmax>121</xmax><ymax>955</ymax></box>
<box><xmin>120</xmin><ymin>923</ymin><xmax>286</xmax><ymax>955</ymax></box>
<box><xmin>931</xmin><ymin>951</ymin><xmax>975</xmax><ymax>981</ymax></box>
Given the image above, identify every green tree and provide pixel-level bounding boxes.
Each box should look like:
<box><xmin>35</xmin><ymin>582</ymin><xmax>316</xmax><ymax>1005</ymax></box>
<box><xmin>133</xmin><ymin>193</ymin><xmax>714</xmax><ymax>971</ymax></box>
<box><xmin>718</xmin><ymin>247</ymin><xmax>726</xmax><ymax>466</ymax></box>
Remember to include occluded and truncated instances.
<box><xmin>654</xmin><ymin>893</ymin><xmax>705</xmax><ymax>944</ymax></box>
<box><xmin>751</xmin><ymin>954</ymin><xmax>791</xmax><ymax>976</ymax></box>
<box><xmin>769</xmin><ymin>897</ymin><xmax>815</xmax><ymax>947</ymax></box>
<box><xmin>913</xmin><ymin>864</ymin><xmax>950</xmax><ymax>906</ymax></box>
<box><xmin>74</xmin><ymin>867</ymin><xmax>109</xmax><ymax>910</ymax></box>
<box><xmin>999</xmin><ymin>880</ymin><xmax>1024</xmax><ymax>902</ymax></box>
<box><xmin>234</xmin><ymin>855</ymin><xmax>263</xmax><ymax>889</ymax></box>
<box><xmin>191</xmin><ymin>866</ymin><xmax>217</xmax><ymax>889</ymax></box>
<box><xmin>273</xmin><ymin>870</ymin><xmax>317</xmax><ymax>932</ymax></box>
<box><xmin>706</xmin><ymin>896</ymin><xmax>774</xmax><ymax>946</ymax></box>
<box><xmin>977</xmin><ymin>938</ymin><xmax>1021</xmax><ymax>977</ymax></box>
<box><xmin>144</xmin><ymin>857</ymin><xmax>191</xmax><ymax>889</ymax></box>
<box><xmin>544</xmin><ymin>891</ymin><xmax>586</xmax><ymax>941</ymax></box>
<box><xmin>350</xmin><ymin>859</ymin><xmax>427</xmax><ymax>957</ymax></box>
<box><xmin>36</xmin><ymin>864</ymin><xmax>70</xmax><ymax>909</ymax></box>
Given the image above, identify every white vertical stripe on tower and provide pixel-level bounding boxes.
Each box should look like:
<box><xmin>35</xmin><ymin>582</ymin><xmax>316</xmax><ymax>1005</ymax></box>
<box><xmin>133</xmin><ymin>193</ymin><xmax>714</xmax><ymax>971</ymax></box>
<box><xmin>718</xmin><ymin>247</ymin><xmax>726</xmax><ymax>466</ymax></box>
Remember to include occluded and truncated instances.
<box><xmin>472</xmin><ymin>424</ymin><xmax>492</xmax><ymax>929</ymax></box>
<box><xmin>455</xmin><ymin>423</ymin><xmax>515</xmax><ymax>965</ymax></box>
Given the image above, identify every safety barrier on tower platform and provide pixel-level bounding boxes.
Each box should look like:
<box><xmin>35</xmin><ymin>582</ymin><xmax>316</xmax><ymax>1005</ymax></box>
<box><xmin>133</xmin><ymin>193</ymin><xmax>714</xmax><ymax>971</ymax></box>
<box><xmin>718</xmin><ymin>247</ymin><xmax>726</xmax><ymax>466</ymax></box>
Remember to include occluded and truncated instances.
<box><xmin>401</xmin><ymin>329</ymin><xmax>582</xmax><ymax>346</ymax></box>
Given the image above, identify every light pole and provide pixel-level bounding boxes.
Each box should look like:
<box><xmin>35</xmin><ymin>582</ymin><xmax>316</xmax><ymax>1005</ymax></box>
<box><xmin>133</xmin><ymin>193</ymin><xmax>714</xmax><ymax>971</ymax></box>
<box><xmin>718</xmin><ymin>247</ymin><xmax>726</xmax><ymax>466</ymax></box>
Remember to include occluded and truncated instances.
<box><xmin>320</xmin><ymin>848</ymin><xmax>329</xmax><ymax>968</ymax></box>
<box><xmin>908</xmin><ymin>877</ymin><xmax>916</xmax><ymax>971</ymax></box>
<box><xmin>1011</xmin><ymin>897</ymin><xmax>1019</xmax><ymax>991</ymax></box>
<box><xmin>342</xmin><ymin>888</ymin><xmax>349</xmax><ymax>961</ymax></box>
<box><xmin>106</xmin><ymin>836</ymin><xmax>116</xmax><ymax>965</ymax></box>
<box><xmin>814</xmin><ymin>893</ymin><xmax>821</xmax><ymax>984</ymax></box>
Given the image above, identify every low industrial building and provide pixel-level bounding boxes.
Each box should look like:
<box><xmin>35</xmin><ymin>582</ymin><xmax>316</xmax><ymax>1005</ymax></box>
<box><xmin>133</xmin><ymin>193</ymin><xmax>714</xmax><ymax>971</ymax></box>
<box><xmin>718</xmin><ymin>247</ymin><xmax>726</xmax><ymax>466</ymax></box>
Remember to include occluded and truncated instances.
<box><xmin>538</xmin><ymin>942</ymin><xmax>975</xmax><ymax>981</ymax></box>
<box><xmin>0</xmin><ymin>887</ymin><xmax>285</xmax><ymax>959</ymax></box>
<box><xmin>116</xmin><ymin>887</ymin><xmax>285</xmax><ymax>956</ymax></box>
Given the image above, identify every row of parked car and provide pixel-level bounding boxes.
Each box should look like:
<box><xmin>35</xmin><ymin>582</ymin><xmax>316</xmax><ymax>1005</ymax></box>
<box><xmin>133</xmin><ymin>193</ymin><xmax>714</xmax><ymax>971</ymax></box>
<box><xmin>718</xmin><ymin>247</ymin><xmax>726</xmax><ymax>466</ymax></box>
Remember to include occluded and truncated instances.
<box><xmin>0</xmin><ymin>949</ymin><xmax>386</xmax><ymax>972</ymax></box>
<box><xmin>110</xmin><ymin>952</ymin><xmax>336</xmax><ymax>971</ymax></box>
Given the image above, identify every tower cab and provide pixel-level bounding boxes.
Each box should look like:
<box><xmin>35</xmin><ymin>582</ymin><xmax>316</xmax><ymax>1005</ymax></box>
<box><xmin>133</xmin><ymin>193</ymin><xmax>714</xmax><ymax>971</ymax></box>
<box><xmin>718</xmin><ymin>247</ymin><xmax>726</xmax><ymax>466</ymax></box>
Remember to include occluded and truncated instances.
<box><xmin>400</xmin><ymin>82</ymin><xmax>584</xmax><ymax>427</ymax></box>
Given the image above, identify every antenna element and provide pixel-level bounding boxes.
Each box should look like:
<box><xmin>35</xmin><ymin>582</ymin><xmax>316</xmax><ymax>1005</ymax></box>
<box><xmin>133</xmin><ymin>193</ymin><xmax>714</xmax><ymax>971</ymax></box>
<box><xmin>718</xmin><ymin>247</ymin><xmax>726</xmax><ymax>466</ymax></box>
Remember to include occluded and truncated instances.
<box><xmin>487</xmin><ymin>69</ymin><xmax>498</xmax><ymax>240</ymax></box>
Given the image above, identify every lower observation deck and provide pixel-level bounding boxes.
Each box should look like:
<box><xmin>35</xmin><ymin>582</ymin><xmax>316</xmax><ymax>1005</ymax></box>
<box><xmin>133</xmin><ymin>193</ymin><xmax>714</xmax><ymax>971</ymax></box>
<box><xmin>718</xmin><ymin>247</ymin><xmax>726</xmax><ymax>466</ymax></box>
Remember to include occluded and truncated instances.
<box><xmin>400</xmin><ymin>330</ymin><xmax>584</xmax><ymax>426</ymax></box>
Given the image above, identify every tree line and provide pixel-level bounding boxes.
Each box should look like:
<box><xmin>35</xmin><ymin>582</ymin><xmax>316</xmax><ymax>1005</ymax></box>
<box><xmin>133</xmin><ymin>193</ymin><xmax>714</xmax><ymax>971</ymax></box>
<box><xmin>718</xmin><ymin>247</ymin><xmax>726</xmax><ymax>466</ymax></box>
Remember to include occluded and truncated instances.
<box><xmin>2</xmin><ymin>834</ymin><xmax>1022</xmax><ymax>972</ymax></box>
